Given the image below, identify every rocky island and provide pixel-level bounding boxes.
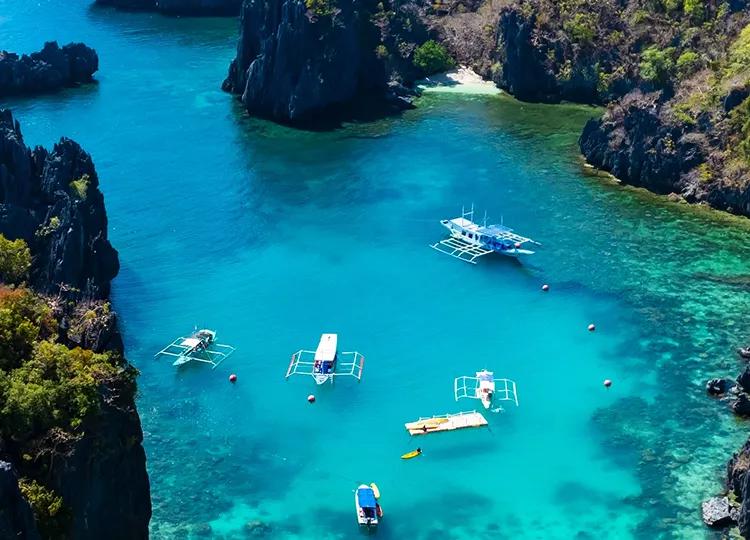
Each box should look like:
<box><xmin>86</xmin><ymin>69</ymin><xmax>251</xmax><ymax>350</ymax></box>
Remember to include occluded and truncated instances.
<box><xmin>0</xmin><ymin>42</ymin><xmax>98</xmax><ymax>98</ymax></box>
<box><xmin>223</xmin><ymin>0</ymin><xmax>437</xmax><ymax>125</ymax></box>
<box><xmin>0</xmin><ymin>109</ymin><xmax>150</xmax><ymax>539</ymax></box>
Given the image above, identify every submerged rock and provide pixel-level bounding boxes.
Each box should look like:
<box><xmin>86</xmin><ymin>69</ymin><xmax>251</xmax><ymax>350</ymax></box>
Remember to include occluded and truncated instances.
<box><xmin>0</xmin><ymin>41</ymin><xmax>98</xmax><ymax>97</ymax></box>
<box><xmin>701</xmin><ymin>496</ymin><xmax>739</xmax><ymax>528</ymax></box>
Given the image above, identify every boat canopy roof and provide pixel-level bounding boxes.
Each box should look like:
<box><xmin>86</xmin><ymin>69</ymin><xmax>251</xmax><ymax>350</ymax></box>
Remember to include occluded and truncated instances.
<box><xmin>478</xmin><ymin>224</ymin><xmax>533</xmax><ymax>244</ymax></box>
<box><xmin>448</xmin><ymin>217</ymin><xmax>534</xmax><ymax>244</ymax></box>
<box><xmin>314</xmin><ymin>333</ymin><xmax>338</xmax><ymax>362</ymax></box>
<box><xmin>478</xmin><ymin>371</ymin><xmax>494</xmax><ymax>382</ymax></box>
<box><xmin>357</xmin><ymin>487</ymin><xmax>377</xmax><ymax>508</ymax></box>
<box><xmin>181</xmin><ymin>338</ymin><xmax>201</xmax><ymax>348</ymax></box>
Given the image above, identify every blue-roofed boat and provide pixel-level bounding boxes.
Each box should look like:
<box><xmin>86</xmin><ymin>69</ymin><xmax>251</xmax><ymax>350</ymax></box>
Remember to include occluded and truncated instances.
<box><xmin>355</xmin><ymin>484</ymin><xmax>382</xmax><ymax>527</ymax></box>
<box><xmin>430</xmin><ymin>205</ymin><xmax>540</xmax><ymax>264</ymax></box>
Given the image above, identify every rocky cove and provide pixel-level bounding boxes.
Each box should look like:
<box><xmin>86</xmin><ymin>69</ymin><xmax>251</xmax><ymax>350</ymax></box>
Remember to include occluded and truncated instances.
<box><xmin>4</xmin><ymin>0</ymin><xmax>750</xmax><ymax>537</ymax></box>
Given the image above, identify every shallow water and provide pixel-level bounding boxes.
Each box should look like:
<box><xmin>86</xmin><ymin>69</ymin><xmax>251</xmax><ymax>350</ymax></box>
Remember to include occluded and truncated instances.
<box><xmin>4</xmin><ymin>2</ymin><xmax>750</xmax><ymax>538</ymax></box>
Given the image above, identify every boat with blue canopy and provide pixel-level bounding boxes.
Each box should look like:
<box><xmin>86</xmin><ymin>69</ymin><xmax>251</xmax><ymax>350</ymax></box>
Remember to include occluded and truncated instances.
<box><xmin>355</xmin><ymin>484</ymin><xmax>382</xmax><ymax>527</ymax></box>
<box><xmin>431</xmin><ymin>204</ymin><xmax>540</xmax><ymax>264</ymax></box>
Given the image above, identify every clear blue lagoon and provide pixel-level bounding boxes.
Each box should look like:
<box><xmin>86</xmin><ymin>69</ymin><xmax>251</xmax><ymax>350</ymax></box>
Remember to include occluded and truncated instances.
<box><xmin>3</xmin><ymin>2</ymin><xmax>750</xmax><ymax>538</ymax></box>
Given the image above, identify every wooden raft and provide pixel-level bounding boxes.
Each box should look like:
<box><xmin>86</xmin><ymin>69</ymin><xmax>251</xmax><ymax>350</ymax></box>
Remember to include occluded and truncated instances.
<box><xmin>404</xmin><ymin>410</ymin><xmax>488</xmax><ymax>436</ymax></box>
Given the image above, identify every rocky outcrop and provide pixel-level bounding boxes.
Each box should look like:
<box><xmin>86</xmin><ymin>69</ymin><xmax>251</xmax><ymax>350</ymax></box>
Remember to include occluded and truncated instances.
<box><xmin>0</xmin><ymin>109</ymin><xmax>119</xmax><ymax>299</ymax></box>
<box><xmin>223</xmin><ymin>0</ymin><xmax>424</xmax><ymax>125</ymax></box>
<box><xmin>579</xmin><ymin>91</ymin><xmax>706</xmax><ymax>195</ymax></box>
<box><xmin>0</xmin><ymin>462</ymin><xmax>39</xmax><ymax>540</ymax></box>
<box><xmin>0</xmin><ymin>109</ymin><xmax>150</xmax><ymax>539</ymax></box>
<box><xmin>95</xmin><ymin>0</ymin><xmax>242</xmax><ymax>16</ymax></box>
<box><xmin>0</xmin><ymin>42</ymin><xmax>98</xmax><ymax>97</ymax></box>
<box><xmin>579</xmin><ymin>87</ymin><xmax>750</xmax><ymax>216</ymax></box>
<box><xmin>702</xmin><ymin>496</ymin><xmax>739</xmax><ymax>528</ymax></box>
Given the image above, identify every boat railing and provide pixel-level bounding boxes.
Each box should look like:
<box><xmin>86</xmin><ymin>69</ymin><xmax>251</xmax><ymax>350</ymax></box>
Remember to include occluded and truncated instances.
<box><xmin>285</xmin><ymin>350</ymin><xmax>365</xmax><ymax>381</ymax></box>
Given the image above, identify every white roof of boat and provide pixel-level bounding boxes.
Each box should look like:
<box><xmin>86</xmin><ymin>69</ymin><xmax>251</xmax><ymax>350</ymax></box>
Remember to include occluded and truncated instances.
<box><xmin>449</xmin><ymin>217</ymin><xmax>480</xmax><ymax>231</ymax></box>
<box><xmin>181</xmin><ymin>337</ymin><xmax>201</xmax><ymax>348</ymax></box>
<box><xmin>314</xmin><ymin>333</ymin><xmax>338</xmax><ymax>361</ymax></box>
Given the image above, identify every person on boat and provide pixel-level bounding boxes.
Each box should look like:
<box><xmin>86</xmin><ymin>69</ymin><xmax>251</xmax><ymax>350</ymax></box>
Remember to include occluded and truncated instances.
<box><xmin>416</xmin><ymin>447</ymin><xmax>422</xmax><ymax>454</ymax></box>
<box><xmin>421</xmin><ymin>425</ymin><xmax>428</xmax><ymax>433</ymax></box>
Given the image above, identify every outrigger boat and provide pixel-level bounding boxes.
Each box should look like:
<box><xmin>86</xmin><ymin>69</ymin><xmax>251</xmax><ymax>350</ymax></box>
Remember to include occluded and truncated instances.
<box><xmin>355</xmin><ymin>484</ymin><xmax>382</xmax><ymax>528</ymax></box>
<box><xmin>454</xmin><ymin>369</ymin><xmax>519</xmax><ymax>411</ymax></box>
<box><xmin>286</xmin><ymin>333</ymin><xmax>364</xmax><ymax>385</ymax></box>
<box><xmin>155</xmin><ymin>328</ymin><xmax>235</xmax><ymax>369</ymax></box>
<box><xmin>431</xmin><ymin>205</ymin><xmax>540</xmax><ymax>264</ymax></box>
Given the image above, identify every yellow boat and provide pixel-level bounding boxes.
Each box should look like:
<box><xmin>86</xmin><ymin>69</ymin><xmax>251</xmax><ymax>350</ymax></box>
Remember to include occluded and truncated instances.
<box><xmin>413</xmin><ymin>418</ymin><xmax>448</xmax><ymax>430</ymax></box>
<box><xmin>401</xmin><ymin>449</ymin><xmax>422</xmax><ymax>460</ymax></box>
<box><xmin>370</xmin><ymin>483</ymin><xmax>381</xmax><ymax>499</ymax></box>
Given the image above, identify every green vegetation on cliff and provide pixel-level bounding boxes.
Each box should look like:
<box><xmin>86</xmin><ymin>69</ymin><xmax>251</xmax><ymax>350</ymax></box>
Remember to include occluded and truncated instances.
<box><xmin>413</xmin><ymin>40</ymin><xmax>455</xmax><ymax>75</ymax></box>
<box><xmin>0</xmin><ymin>237</ymin><xmax>135</xmax><ymax>537</ymax></box>
<box><xmin>0</xmin><ymin>234</ymin><xmax>31</xmax><ymax>284</ymax></box>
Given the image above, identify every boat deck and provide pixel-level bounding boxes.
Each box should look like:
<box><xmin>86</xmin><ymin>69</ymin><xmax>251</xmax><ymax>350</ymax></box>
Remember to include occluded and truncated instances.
<box><xmin>404</xmin><ymin>410</ymin><xmax>488</xmax><ymax>436</ymax></box>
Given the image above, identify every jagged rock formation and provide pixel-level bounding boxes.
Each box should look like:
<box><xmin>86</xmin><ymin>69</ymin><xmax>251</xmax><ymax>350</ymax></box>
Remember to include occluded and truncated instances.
<box><xmin>95</xmin><ymin>0</ymin><xmax>242</xmax><ymax>16</ymax></box>
<box><xmin>0</xmin><ymin>42</ymin><xmax>98</xmax><ymax>97</ymax></box>
<box><xmin>704</xmin><ymin>438</ymin><xmax>750</xmax><ymax>535</ymax></box>
<box><xmin>0</xmin><ymin>109</ymin><xmax>150</xmax><ymax>539</ymax></box>
<box><xmin>0</xmin><ymin>110</ymin><xmax>119</xmax><ymax>299</ymax></box>
<box><xmin>223</xmin><ymin>0</ymin><xmax>427</xmax><ymax>124</ymax></box>
<box><xmin>0</xmin><ymin>462</ymin><xmax>39</xmax><ymax>540</ymax></box>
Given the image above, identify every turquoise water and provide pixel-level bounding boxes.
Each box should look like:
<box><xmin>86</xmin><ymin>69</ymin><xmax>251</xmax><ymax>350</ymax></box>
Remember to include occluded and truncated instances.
<box><xmin>4</xmin><ymin>2</ymin><xmax>750</xmax><ymax>538</ymax></box>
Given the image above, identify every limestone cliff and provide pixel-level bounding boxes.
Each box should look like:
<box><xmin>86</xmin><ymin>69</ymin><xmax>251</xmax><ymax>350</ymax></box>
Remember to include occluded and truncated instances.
<box><xmin>223</xmin><ymin>0</ymin><xmax>427</xmax><ymax>124</ymax></box>
<box><xmin>0</xmin><ymin>109</ymin><xmax>150</xmax><ymax>539</ymax></box>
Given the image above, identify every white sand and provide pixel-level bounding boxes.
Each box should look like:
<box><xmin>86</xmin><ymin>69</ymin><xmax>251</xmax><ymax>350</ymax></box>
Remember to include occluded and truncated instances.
<box><xmin>417</xmin><ymin>66</ymin><xmax>501</xmax><ymax>95</ymax></box>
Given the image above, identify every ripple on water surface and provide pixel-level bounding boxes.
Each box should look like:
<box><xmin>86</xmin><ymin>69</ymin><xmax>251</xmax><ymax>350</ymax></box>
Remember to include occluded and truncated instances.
<box><xmin>3</xmin><ymin>3</ymin><xmax>750</xmax><ymax>539</ymax></box>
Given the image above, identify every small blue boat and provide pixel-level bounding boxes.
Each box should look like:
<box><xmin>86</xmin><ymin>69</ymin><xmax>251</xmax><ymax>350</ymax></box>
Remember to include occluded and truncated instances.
<box><xmin>431</xmin><ymin>205</ymin><xmax>539</xmax><ymax>264</ymax></box>
<box><xmin>355</xmin><ymin>484</ymin><xmax>381</xmax><ymax>527</ymax></box>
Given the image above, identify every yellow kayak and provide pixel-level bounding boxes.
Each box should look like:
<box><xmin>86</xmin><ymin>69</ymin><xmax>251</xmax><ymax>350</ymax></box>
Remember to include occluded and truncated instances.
<box><xmin>401</xmin><ymin>450</ymin><xmax>422</xmax><ymax>460</ymax></box>
<box><xmin>370</xmin><ymin>483</ymin><xmax>381</xmax><ymax>499</ymax></box>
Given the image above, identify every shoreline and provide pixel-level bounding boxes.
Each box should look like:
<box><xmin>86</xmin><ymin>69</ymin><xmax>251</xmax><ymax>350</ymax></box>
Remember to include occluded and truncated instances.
<box><xmin>416</xmin><ymin>66</ymin><xmax>501</xmax><ymax>96</ymax></box>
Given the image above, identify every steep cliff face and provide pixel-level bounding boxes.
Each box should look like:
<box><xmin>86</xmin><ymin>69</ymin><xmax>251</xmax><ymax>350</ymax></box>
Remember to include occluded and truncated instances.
<box><xmin>0</xmin><ymin>42</ymin><xmax>98</xmax><ymax>98</ymax></box>
<box><xmin>223</xmin><ymin>0</ymin><xmax>426</xmax><ymax>124</ymax></box>
<box><xmin>492</xmin><ymin>0</ymin><xmax>638</xmax><ymax>104</ymax></box>
<box><xmin>577</xmin><ymin>5</ymin><xmax>750</xmax><ymax>217</ymax></box>
<box><xmin>0</xmin><ymin>462</ymin><xmax>39</xmax><ymax>540</ymax></box>
<box><xmin>95</xmin><ymin>0</ymin><xmax>241</xmax><ymax>15</ymax></box>
<box><xmin>0</xmin><ymin>110</ymin><xmax>119</xmax><ymax>299</ymax></box>
<box><xmin>0</xmin><ymin>109</ymin><xmax>150</xmax><ymax>539</ymax></box>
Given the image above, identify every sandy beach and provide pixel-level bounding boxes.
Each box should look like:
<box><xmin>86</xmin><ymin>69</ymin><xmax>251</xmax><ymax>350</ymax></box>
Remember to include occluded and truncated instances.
<box><xmin>417</xmin><ymin>65</ymin><xmax>501</xmax><ymax>95</ymax></box>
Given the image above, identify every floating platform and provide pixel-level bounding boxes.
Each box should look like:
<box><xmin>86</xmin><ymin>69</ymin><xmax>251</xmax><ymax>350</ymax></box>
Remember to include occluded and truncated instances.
<box><xmin>404</xmin><ymin>411</ymin><xmax>488</xmax><ymax>436</ymax></box>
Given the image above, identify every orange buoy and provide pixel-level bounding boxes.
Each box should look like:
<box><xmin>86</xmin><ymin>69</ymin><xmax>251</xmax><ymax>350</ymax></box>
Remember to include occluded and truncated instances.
<box><xmin>604</xmin><ymin>379</ymin><xmax>612</xmax><ymax>388</ymax></box>
<box><xmin>307</xmin><ymin>394</ymin><xmax>316</xmax><ymax>403</ymax></box>
<box><xmin>229</xmin><ymin>374</ymin><xmax>237</xmax><ymax>383</ymax></box>
<box><xmin>588</xmin><ymin>323</ymin><xmax>596</xmax><ymax>332</ymax></box>
<box><xmin>542</xmin><ymin>284</ymin><xmax>549</xmax><ymax>292</ymax></box>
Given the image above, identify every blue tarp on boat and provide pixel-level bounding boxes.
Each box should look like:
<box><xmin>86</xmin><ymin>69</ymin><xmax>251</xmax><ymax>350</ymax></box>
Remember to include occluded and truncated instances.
<box><xmin>357</xmin><ymin>487</ymin><xmax>376</xmax><ymax>508</ymax></box>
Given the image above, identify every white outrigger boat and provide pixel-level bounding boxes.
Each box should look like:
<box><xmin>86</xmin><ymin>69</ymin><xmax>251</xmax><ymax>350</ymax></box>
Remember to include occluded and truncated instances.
<box><xmin>155</xmin><ymin>328</ymin><xmax>235</xmax><ymax>369</ymax></box>
<box><xmin>431</xmin><ymin>205</ymin><xmax>539</xmax><ymax>264</ymax></box>
<box><xmin>454</xmin><ymin>370</ymin><xmax>519</xmax><ymax>411</ymax></box>
<box><xmin>355</xmin><ymin>484</ymin><xmax>382</xmax><ymax>528</ymax></box>
<box><xmin>286</xmin><ymin>333</ymin><xmax>365</xmax><ymax>385</ymax></box>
